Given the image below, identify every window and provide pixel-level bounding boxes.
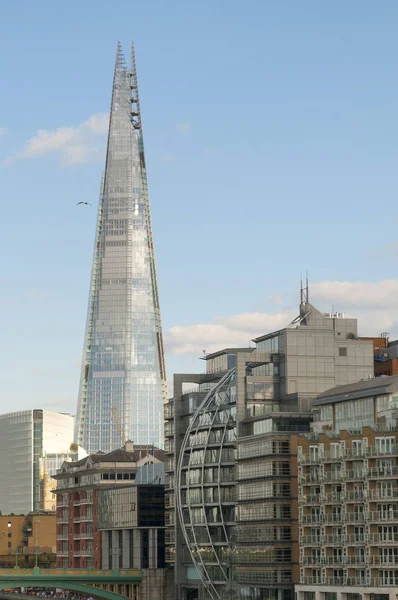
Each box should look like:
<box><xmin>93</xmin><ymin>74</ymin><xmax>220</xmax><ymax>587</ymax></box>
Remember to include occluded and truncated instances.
<box><xmin>376</xmin><ymin>437</ymin><xmax>396</xmax><ymax>454</ymax></box>
<box><xmin>339</xmin><ymin>347</ymin><xmax>347</xmax><ymax>357</ymax></box>
<box><xmin>7</xmin><ymin>543</ymin><xmax>11</xmax><ymax>548</ymax></box>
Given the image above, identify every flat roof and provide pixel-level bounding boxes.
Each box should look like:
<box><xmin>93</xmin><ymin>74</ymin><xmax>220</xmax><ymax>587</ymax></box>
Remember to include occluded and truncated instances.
<box><xmin>201</xmin><ymin>347</ymin><xmax>254</xmax><ymax>360</ymax></box>
<box><xmin>313</xmin><ymin>375</ymin><xmax>398</xmax><ymax>407</ymax></box>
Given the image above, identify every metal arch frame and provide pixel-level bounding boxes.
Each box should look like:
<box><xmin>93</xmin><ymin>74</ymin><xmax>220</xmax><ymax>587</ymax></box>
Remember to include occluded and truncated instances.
<box><xmin>176</xmin><ymin>369</ymin><xmax>237</xmax><ymax>599</ymax></box>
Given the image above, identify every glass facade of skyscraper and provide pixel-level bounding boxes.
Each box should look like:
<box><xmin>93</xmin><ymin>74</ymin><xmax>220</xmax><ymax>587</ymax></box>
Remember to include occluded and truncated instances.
<box><xmin>75</xmin><ymin>43</ymin><xmax>166</xmax><ymax>454</ymax></box>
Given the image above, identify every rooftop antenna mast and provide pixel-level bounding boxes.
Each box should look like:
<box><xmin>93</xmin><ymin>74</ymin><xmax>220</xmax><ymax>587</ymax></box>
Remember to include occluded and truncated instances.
<box><xmin>299</xmin><ymin>271</ymin><xmax>310</xmax><ymax>322</ymax></box>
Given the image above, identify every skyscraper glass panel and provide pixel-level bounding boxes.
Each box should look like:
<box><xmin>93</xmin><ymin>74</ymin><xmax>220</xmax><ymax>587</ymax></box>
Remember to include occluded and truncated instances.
<box><xmin>75</xmin><ymin>43</ymin><xmax>166</xmax><ymax>453</ymax></box>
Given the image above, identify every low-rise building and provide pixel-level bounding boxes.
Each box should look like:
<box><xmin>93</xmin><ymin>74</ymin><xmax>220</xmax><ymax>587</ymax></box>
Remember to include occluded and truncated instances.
<box><xmin>53</xmin><ymin>442</ymin><xmax>168</xmax><ymax>600</ymax></box>
<box><xmin>0</xmin><ymin>513</ymin><xmax>56</xmax><ymax>568</ymax></box>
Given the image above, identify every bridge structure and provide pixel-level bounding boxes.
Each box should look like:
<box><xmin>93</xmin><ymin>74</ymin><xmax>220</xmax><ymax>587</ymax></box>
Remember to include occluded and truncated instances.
<box><xmin>0</xmin><ymin>568</ymin><xmax>143</xmax><ymax>600</ymax></box>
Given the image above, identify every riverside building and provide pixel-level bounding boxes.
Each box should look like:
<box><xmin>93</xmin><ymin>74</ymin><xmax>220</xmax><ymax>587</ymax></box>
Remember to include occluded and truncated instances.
<box><xmin>167</xmin><ymin>286</ymin><xmax>374</xmax><ymax>600</ymax></box>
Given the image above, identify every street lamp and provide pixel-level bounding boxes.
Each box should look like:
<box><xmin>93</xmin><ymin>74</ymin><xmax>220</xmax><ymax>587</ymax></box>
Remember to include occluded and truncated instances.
<box><xmin>34</xmin><ymin>519</ymin><xmax>40</xmax><ymax>568</ymax></box>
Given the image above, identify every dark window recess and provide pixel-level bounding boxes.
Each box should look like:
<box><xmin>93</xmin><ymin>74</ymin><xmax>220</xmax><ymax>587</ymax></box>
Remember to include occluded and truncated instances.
<box><xmin>141</xmin><ymin>529</ymin><xmax>149</xmax><ymax>569</ymax></box>
<box><xmin>137</xmin><ymin>486</ymin><xmax>165</xmax><ymax>527</ymax></box>
<box><xmin>117</xmin><ymin>473</ymin><xmax>123</xmax><ymax>480</ymax></box>
<box><xmin>8</xmin><ymin>533</ymin><xmax>11</xmax><ymax>538</ymax></box>
<box><xmin>74</xmin><ymin>477</ymin><xmax>78</xmax><ymax>484</ymax></box>
<box><xmin>103</xmin><ymin>473</ymin><xmax>109</xmax><ymax>480</ymax></box>
<box><xmin>129</xmin><ymin>530</ymin><xmax>134</xmax><ymax>568</ymax></box>
<box><xmin>108</xmin><ymin>530</ymin><xmax>112</xmax><ymax>566</ymax></box>
<box><xmin>157</xmin><ymin>528</ymin><xmax>165</xmax><ymax>568</ymax></box>
<box><xmin>339</xmin><ymin>347</ymin><xmax>347</xmax><ymax>357</ymax></box>
<box><xmin>7</xmin><ymin>542</ymin><xmax>11</xmax><ymax>548</ymax></box>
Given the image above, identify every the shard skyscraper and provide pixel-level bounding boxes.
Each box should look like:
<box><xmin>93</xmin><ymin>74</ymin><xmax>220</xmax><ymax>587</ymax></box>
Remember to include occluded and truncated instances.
<box><xmin>75</xmin><ymin>43</ymin><xmax>167</xmax><ymax>454</ymax></box>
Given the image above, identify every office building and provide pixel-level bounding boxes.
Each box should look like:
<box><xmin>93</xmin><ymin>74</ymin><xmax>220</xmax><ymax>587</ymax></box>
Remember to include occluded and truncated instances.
<box><xmin>75</xmin><ymin>42</ymin><xmax>167</xmax><ymax>454</ymax></box>
<box><xmin>169</xmin><ymin>287</ymin><xmax>374</xmax><ymax>599</ymax></box>
<box><xmin>0</xmin><ymin>410</ymin><xmax>74</xmax><ymax>515</ymax></box>
<box><xmin>296</xmin><ymin>375</ymin><xmax>398</xmax><ymax>600</ymax></box>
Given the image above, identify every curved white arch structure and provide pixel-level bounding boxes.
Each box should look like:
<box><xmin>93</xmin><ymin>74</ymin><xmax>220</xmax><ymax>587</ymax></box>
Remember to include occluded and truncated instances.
<box><xmin>176</xmin><ymin>369</ymin><xmax>237</xmax><ymax>599</ymax></box>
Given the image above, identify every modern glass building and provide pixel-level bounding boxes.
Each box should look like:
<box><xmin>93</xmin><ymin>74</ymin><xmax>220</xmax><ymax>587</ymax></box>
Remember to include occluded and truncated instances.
<box><xmin>0</xmin><ymin>409</ymin><xmax>74</xmax><ymax>515</ymax></box>
<box><xmin>75</xmin><ymin>43</ymin><xmax>167</xmax><ymax>453</ymax></box>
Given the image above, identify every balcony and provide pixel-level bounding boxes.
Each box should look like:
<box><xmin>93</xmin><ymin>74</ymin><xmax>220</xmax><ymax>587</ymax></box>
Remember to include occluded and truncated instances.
<box><xmin>344</xmin><ymin>470</ymin><xmax>367</xmax><ymax>481</ymax></box>
<box><xmin>344</xmin><ymin>512</ymin><xmax>367</xmax><ymax>523</ymax></box>
<box><xmin>80</xmin><ymin>497</ymin><xmax>93</xmax><ymax>505</ymax></box>
<box><xmin>300</xmin><ymin>576</ymin><xmax>325</xmax><ymax>585</ymax></box>
<box><xmin>300</xmin><ymin>494</ymin><xmax>324</xmax><ymax>505</ymax></box>
<box><xmin>369</xmin><ymin>533</ymin><xmax>398</xmax><ymax>545</ymax></box>
<box><xmin>301</xmin><ymin>535</ymin><xmax>325</xmax><ymax>545</ymax></box>
<box><xmin>299</xmin><ymin>445</ymin><xmax>398</xmax><ymax>464</ymax></box>
<box><xmin>324</xmin><ymin>577</ymin><xmax>348</xmax><ymax>585</ymax></box>
<box><xmin>323</xmin><ymin>471</ymin><xmax>343</xmax><ymax>483</ymax></box>
<box><xmin>369</xmin><ymin>555</ymin><xmax>398</xmax><ymax>565</ymax></box>
<box><xmin>301</xmin><ymin>473</ymin><xmax>325</xmax><ymax>484</ymax></box>
<box><xmin>80</xmin><ymin>515</ymin><xmax>93</xmax><ymax>522</ymax></box>
<box><xmin>345</xmin><ymin>491</ymin><xmax>366</xmax><ymax>502</ymax></box>
<box><xmin>80</xmin><ymin>532</ymin><xmax>93</xmax><ymax>539</ymax></box>
<box><xmin>325</xmin><ymin>535</ymin><xmax>347</xmax><ymax>544</ymax></box>
<box><xmin>368</xmin><ymin>510</ymin><xmax>398</xmax><ymax>522</ymax></box>
<box><xmin>346</xmin><ymin>534</ymin><xmax>369</xmax><ymax>545</ymax></box>
<box><xmin>368</xmin><ymin>467</ymin><xmax>398</xmax><ymax>478</ymax></box>
<box><xmin>324</xmin><ymin>513</ymin><xmax>344</xmax><ymax>524</ymax></box>
<box><xmin>345</xmin><ymin>555</ymin><xmax>367</xmax><ymax>566</ymax></box>
<box><xmin>56</xmin><ymin>517</ymin><xmax>68</xmax><ymax>524</ymax></box>
<box><xmin>300</xmin><ymin>515</ymin><xmax>324</xmax><ymax>524</ymax></box>
<box><xmin>369</xmin><ymin>489</ymin><xmax>398</xmax><ymax>500</ymax></box>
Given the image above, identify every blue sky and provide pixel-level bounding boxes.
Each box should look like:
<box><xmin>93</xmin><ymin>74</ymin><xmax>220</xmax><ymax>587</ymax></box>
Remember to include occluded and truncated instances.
<box><xmin>1</xmin><ymin>0</ymin><xmax>398</xmax><ymax>413</ymax></box>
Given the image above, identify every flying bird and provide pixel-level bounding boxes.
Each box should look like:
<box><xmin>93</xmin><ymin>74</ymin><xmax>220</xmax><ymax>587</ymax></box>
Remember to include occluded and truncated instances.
<box><xmin>77</xmin><ymin>202</ymin><xmax>92</xmax><ymax>206</ymax></box>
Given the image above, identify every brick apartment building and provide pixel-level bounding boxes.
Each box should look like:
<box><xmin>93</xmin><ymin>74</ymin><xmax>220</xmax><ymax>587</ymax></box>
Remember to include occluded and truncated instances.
<box><xmin>52</xmin><ymin>442</ymin><xmax>164</xmax><ymax>569</ymax></box>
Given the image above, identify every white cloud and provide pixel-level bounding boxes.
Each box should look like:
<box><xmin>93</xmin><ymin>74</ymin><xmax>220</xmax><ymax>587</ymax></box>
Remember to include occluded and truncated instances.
<box><xmin>165</xmin><ymin>310</ymin><xmax>295</xmax><ymax>355</ymax></box>
<box><xmin>177</xmin><ymin>122</ymin><xmax>191</xmax><ymax>134</ymax></box>
<box><xmin>311</xmin><ymin>279</ymin><xmax>398</xmax><ymax>309</ymax></box>
<box><xmin>0</xmin><ymin>127</ymin><xmax>7</xmax><ymax>137</ymax></box>
<box><xmin>4</xmin><ymin>113</ymin><xmax>109</xmax><ymax>166</ymax></box>
<box><xmin>165</xmin><ymin>279</ymin><xmax>398</xmax><ymax>356</ymax></box>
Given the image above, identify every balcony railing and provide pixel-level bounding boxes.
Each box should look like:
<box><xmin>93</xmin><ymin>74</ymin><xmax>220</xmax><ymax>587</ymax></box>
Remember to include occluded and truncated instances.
<box><xmin>300</xmin><ymin>515</ymin><xmax>324</xmax><ymax>524</ymax></box>
<box><xmin>299</xmin><ymin>445</ymin><xmax>398</xmax><ymax>464</ymax></box>
<box><xmin>300</xmin><ymin>576</ymin><xmax>325</xmax><ymax>585</ymax></box>
<box><xmin>301</xmin><ymin>535</ymin><xmax>325</xmax><ymax>545</ymax></box>
<box><xmin>368</xmin><ymin>489</ymin><xmax>398</xmax><ymax>500</ymax></box>
<box><xmin>370</xmin><ymin>533</ymin><xmax>398</xmax><ymax>545</ymax></box>
<box><xmin>368</xmin><ymin>510</ymin><xmax>398</xmax><ymax>522</ymax></box>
